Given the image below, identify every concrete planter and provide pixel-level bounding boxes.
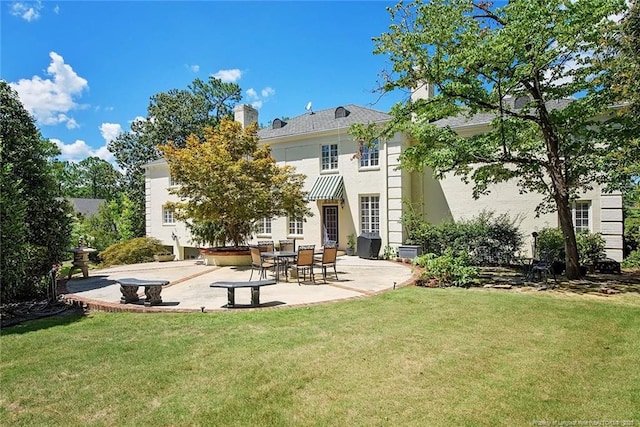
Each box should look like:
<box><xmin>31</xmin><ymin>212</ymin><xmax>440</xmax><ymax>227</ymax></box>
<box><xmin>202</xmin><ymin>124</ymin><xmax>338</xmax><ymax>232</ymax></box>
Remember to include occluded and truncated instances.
<box><xmin>154</xmin><ymin>254</ymin><xmax>175</xmax><ymax>262</ymax></box>
<box><xmin>199</xmin><ymin>247</ymin><xmax>251</xmax><ymax>266</ymax></box>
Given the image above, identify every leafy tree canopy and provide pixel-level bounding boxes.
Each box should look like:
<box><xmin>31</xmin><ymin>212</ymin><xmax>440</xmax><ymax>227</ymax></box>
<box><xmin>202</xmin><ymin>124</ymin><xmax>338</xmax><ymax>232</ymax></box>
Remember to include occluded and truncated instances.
<box><xmin>159</xmin><ymin>118</ymin><xmax>311</xmax><ymax>247</ymax></box>
<box><xmin>107</xmin><ymin>77</ymin><xmax>242</xmax><ymax>237</ymax></box>
<box><xmin>369</xmin><ymin>0</ymin><xmax>638</xmax><ymax>278</ymax></box>
<box><xmin>0</xmin><ymin>80</ymin><xmax>73</xmax><ymax>301</ymax></box>
<box><xmin>53</xmin><ymin>156</ymin><xmax>123</xmax><ymax>200</ymax></box>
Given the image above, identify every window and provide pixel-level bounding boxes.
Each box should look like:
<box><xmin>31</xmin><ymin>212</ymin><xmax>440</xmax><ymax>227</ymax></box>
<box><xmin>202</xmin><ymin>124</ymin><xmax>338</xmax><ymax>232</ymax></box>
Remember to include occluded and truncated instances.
<box><xmin>360</xmin><ymin>140</ymin><xmax>379</xmax><ymax>168</ymax></box>
<box><xmin>162</xmin><ymin>208</ymin><xmax>175</xmax><ymax>224</ymax></box>
<box><xmin>321</xmin><ymin>144</ymin><xmax>338</xmax><ymax>171</ymax></box>
<box><xmin>288</xmin><ymin>217</ymin><xmax>303</xmax><ymax>235</ymax></box>
<box><xmin>257</xmin><ymin>217</ymin><xmax>272</xmax><ymax>235</ymax></box>
<box><xmin>169</xmin><ymin>175</ymin><xmax>178</xmax><ymax>187</ymax></box>
<box><xmin>360</xmin><ymin>195</ymin><xmax>380</xmax><ymax>234</ymax></box>
<box><xmin>573</xmin><ymin>201</ymin><xmax>590</xmax><ymax>232</ymax></box>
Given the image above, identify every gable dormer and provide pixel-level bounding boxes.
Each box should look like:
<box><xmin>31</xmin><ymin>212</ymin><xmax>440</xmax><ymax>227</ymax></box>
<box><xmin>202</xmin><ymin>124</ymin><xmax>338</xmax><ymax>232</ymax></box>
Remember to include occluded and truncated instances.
<box><xmin>334</xmin><ymin>106</ymin><xmax>350</xmax><ymax>119</ymax></box>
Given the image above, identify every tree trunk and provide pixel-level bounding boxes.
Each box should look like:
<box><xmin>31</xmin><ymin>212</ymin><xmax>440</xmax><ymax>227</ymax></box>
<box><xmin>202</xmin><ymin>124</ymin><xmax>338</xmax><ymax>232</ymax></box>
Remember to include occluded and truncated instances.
<box><xmin>557</xmin><ymin>199</ymin><xmax>581</xmax><ymax>279</ymax></box>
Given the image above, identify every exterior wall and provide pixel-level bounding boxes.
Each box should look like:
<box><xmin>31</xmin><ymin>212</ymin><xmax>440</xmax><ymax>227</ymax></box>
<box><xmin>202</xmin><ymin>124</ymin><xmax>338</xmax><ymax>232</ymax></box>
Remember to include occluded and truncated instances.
<box><xmin>145</xmin><ymin>162</ymin><xmax>193</xmax><ymax>260</ymax></box>
<box><xmin>262</xmin><ymin>127</ymin><xmax>394</xmax><ymax>251</ymax></box>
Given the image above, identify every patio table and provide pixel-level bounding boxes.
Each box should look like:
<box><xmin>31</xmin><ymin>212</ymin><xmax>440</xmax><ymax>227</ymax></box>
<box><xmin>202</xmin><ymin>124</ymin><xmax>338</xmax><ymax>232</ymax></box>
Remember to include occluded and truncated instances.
<box><xmin>260</xmin><ymin>251</ymin><xmax>297</xmax><ymax>282</ymax></box>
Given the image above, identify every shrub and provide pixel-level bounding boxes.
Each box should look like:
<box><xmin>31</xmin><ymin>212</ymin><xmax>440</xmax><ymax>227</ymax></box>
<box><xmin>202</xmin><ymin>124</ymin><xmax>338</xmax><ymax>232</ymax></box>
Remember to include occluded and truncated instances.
<box><xmin>100</xmin><ymin>237</ymin><xmax>166</xmax><ymax>267</ymax></box>
<box><xmin>414</xmin><ymin>249</ymin><xmax>479</xmax><ymax>287</ymax></box>
<box><xmin>535</xmin><ymin>228</ymin><xmax>565</xmax><ymax>260</ymax></box>
<box><xmin>402</xmin><ymin>204</ymin><xmax>523</xmax><ymax>266</ymax></box>
<box><xmin>621</xmin><ymin>250</ymin><xmax>640</xmax><ymax>270</ymax></box>
<box><xmin>576</xmin><ymin>232</ymin><xmax>606</xmax><ymax>266</ymax></box>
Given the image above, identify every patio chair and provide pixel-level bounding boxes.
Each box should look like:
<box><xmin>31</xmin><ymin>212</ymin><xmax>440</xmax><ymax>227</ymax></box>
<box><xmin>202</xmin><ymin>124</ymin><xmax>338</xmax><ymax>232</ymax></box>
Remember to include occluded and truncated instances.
<box><xmin>279</xmin><ymin>239</ymin><xmax>295</xmax><ymax>252</ymax></box>
<box><xmin>293</xmin><ymin>245</ymin><xmax>316</xmax><ymax>285</ymax></box>
<box><xmin>257</xmin><ymin>240</ymin><xmax>274</xmax><ymax>253</ymax></box>
<box><xmin>249</xmin><ymin>246</ymin><xmax>275</xmax><ymax>281</ymax></box>
<box><xmin>314</xmin><ymin>244</ymin><xmax>338</xmax><ymax>283</ymax></box>
<box><xmin>529</xmin><ymin>252</ymin><xmax>557</xmax><ymax>284</ymax></box>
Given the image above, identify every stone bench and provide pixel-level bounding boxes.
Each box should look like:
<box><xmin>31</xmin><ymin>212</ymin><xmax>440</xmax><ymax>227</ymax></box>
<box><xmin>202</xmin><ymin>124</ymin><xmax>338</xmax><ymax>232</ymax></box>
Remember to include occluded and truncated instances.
<box><xmin>209</xmin><ymin>280</ymin><xmax>276</xmax><ymax>308</ymax></box>
<box><xmin>118</xmin><ymin>278</ymin><xmax>170</xmax><ymax>306</ymax></box>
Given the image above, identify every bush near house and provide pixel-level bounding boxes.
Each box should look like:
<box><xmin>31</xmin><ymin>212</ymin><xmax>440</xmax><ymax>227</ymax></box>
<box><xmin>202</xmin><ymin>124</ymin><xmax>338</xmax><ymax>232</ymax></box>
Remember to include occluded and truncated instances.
<box><xmin>536</xmin><ymin>227</ymin><xmax>607</xmax><ymax>268</ymax></box>
<box><xmin>99</xmin><ymin>237</ymin><xmax>166</xmax><ymax>267</ymax></box>
<box><xmin>403</xmin><ymin>209</ymin><xmax>524</xmax><ymax>266</ymax></box>
<box><xmin>622</xmin><ymin>250</ymin><xmax>640</xmax><ymax>270</ymax></box>
<box><xmin>413</xmin><ymin>249</ymin><xmax>479</xmax><ymax>287</ymax></box>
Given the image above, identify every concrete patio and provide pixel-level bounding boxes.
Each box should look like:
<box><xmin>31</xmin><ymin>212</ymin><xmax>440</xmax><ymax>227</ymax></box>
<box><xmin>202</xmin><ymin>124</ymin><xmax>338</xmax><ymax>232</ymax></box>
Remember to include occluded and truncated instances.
<box><xmin>63</xmin><ymin>256</ymin><xmax>416</xmax><ymax>312</ymax></box>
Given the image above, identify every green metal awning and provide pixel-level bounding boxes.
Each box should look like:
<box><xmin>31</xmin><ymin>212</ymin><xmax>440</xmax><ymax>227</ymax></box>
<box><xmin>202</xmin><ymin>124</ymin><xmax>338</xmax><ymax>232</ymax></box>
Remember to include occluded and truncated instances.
<box><xmin>307</xmin><ymin>175</ymin><xmax>344</xmax><ymax>202</ymax></box>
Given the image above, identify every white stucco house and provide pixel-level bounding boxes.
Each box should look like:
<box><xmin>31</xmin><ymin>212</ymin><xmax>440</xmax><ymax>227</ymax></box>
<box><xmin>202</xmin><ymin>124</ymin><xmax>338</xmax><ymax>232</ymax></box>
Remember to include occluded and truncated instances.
<box><xmin>143</xmin><ymin>94</ymin><xmax>624</xmax><ymax>262</ymax></box>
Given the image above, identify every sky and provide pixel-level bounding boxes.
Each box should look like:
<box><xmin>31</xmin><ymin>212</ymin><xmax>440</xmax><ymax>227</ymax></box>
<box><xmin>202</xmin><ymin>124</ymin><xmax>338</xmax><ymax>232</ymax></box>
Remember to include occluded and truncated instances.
<box><xmin>2</xmin><ymin>0</ymin><xmax>408</xmax><ymax>165</ymax></box>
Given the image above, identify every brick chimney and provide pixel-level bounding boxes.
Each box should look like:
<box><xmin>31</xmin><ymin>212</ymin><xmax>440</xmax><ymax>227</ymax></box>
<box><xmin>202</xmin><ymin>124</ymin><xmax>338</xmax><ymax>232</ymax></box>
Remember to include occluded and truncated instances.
<box><xmin>234</xmin><ymin>104</ymin><xmax>258</xmax><ymax>128</ymax></box>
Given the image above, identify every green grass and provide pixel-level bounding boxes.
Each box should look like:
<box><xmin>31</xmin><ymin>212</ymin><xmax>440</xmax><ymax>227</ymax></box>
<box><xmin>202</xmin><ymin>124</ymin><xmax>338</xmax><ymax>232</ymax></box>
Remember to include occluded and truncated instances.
<box><xmin>1</xmin><ymin>288</ymin><xmax>639</xmax><ymax>426</ymax></box>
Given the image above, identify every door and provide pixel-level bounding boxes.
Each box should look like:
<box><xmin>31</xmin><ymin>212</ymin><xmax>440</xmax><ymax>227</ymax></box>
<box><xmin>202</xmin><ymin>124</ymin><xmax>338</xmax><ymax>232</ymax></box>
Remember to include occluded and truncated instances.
<box><xmin>322</xmin><ymin>205</ymin><xmax>339</xmax><ymax>245</ymax></box>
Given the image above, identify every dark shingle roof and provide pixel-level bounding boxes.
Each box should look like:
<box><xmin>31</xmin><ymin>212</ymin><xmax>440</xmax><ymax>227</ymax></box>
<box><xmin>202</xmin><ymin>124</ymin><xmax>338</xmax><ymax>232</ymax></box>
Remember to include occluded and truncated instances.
<box><xmin>67</xmin><ymin>198</ymin><xmax>106</xmax><ymax>217</ymax></box>
<box><xmin>434</xmin><ymin>98</ymin><xmax>574</xmax><ymax>128</ymax></box>
<box><xmin>258</xmin><ymin>104</ymin><xmax>391</xmax><ymax>140</ymax></box>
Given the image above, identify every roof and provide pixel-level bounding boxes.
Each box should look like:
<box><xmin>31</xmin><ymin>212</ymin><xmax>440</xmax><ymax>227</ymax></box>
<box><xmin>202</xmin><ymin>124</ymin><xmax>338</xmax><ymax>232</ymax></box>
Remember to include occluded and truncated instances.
<box><xmin>258</xmin><ymin>104</ymin><xmax>391</xmax><ymax>140</ymax></box>
<box><xmin>67</xmin><ymin>198</ymin><xmax>106</xmax><ymax>217</ymax></box>
<box><xmin>434</xmin><ymin>98</ymin><xmax>574</xmax><ymax>128</ymax></box>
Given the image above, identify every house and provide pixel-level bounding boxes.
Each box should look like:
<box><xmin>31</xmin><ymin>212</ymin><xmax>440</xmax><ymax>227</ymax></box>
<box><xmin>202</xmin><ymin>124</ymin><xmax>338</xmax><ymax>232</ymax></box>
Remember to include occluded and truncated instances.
<box><xmin>144</xmin><ymin>96</ymin><xmax>624</xmax><ymax>262</ymax></box>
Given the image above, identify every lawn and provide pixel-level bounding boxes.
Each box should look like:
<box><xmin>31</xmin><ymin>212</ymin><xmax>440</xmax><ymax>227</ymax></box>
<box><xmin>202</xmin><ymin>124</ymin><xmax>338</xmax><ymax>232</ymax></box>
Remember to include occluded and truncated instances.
<box><xmin>1</xmin><ymin>287</ymin><xmax>639</xmax><ymax>426</ymax></box>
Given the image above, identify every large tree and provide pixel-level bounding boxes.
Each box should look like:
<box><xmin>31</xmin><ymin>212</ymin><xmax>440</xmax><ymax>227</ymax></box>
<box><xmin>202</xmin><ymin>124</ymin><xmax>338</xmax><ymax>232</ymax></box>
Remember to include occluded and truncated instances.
<box><xmin>53</xmin><ymin>156</ymin><xmax>123</xmax><ymax>200</ymax></box>
<box><xmin>0</xmin><ymin>81</ymin><xmax>73</xmax><ymax>302</ymax></box>
<box><xmin>159</xmin><ymin>118</ymin><xmax>311</xmax><ymax>247</ymax></box>
<box><xmin>108</xmin><ymin>77</ymin><xmax>242</xmax><ymax>237</ymax></box>
<box><xmin>372</xmin><ymin>0</ymin><xmax>638</xmax><ymax>278</ymax></box>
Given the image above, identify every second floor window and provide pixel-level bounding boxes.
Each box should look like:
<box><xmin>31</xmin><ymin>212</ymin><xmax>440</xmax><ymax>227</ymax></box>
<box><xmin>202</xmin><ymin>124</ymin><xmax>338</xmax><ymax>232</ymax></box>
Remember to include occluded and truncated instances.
<box><xmin>169</xmin><ymin>175</ymin><xmax>178</xmax><ymax>187</ymax></box>
<box><xmin>321</xmin><ymin>144</ymin><xmax>338</xmax><ymax>171</ymax></box>
<box><xmin>257</xmin><ymin>217</ymin><xmax>272</xmax><ymax>235</ymax></box>
<box><xmin>360</xmin><ymin>140</ymin><xmax>379</xmax><ymax>168</ymax></box>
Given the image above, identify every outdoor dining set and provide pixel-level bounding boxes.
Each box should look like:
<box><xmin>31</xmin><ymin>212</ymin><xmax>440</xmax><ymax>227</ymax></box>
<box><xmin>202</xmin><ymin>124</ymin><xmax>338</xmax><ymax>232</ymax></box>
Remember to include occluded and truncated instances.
<box><xmin>249</xmin><ymin>239</ymin><xmax>339</xmax><ymax>285</ymax></box>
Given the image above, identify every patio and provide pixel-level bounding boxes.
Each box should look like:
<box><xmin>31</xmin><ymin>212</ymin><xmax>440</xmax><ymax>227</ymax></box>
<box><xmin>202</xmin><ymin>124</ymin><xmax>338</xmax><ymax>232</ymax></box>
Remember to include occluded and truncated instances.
<box><xmin>62</xmin><ymin>256</ymin><xmax>416</xmax><ymax>312</ymax></box>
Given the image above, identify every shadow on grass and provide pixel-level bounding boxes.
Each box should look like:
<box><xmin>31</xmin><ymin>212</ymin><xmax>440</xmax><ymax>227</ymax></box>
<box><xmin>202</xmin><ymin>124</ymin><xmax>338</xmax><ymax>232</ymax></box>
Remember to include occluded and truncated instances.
<box><xmin>0</xmin><ymin>305</ymin><xmax>86</xmax><ymax>336</ymax></box>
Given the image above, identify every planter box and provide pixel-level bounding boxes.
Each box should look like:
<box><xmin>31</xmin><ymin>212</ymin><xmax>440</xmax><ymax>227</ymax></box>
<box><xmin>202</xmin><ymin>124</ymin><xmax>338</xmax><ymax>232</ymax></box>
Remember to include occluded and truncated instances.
<box><xmin>200</xmin><ymin>248</ymin><xmax>251</xmax><ymax>266</ymax></box>
<box><xmin>398</xmin><ymin>245</ymin><xmax>422</xmax><ymax>260</ymax></box>
<box><xmin>154</xmin><ymin>254</ymin><xmax>175</xmax><ymax>262</ymax></box>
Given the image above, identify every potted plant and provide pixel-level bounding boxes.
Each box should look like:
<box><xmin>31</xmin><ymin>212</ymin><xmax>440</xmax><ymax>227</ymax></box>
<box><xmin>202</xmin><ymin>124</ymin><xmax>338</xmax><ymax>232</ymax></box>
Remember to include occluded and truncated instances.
<box><xmin>159</xmin><ymin>118</ymin><xmax>312</xmax><ymax>266</ymax></box>
<box><xmin>154</xmin><ymin>252</ymin><xmax>175</xmax><ymax>262</ymax></box>
<box><xmin>346</xmin><ymin>233</ymin><xmax>356</xmax><ymax>256</ymax></box>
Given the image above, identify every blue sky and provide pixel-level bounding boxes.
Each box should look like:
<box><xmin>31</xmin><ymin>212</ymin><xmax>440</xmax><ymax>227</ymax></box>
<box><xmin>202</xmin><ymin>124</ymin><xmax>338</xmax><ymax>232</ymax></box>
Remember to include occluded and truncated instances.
<box><xmin>3</xmin><ymin>0</ymin><xmax>407</xmax><ymax>164</ymax></box>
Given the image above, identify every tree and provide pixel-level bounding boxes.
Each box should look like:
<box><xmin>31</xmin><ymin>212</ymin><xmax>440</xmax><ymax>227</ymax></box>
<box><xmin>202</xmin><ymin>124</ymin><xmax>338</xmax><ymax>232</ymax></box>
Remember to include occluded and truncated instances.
<box><xmin>53</xmin><ymin>157</ymin><xmax>123</xmax><ymax>200</ymax></box>
<box><xmin>158</xmin><ymin>118</ymin><xmax>311</xmax><ymax>247</ymax></box>
<box><xmin>371</xmin><ymin>0</ymin><xmax>638</xmax><ymax>279</ymax></box>
<box><xmin>0</xmin><ymin>81</ymin><xmax>73</xmax><ymax>302</ymax></box>
<box><xmin>108</xmin><ymin>77</ymin><xmax>242</xmax><ymax>237</ymax></box>
<box><xmin>610</xmin><ymin>0</ymin><xmax>640</xmax><ymax>120</ymax></box>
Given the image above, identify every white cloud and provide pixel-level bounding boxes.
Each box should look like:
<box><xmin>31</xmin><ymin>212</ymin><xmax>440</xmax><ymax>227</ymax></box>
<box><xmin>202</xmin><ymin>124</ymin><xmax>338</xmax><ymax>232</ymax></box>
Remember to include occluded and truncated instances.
<box><xmin>51</xmin><ymin>138</ymin><xmax>114</xmax><ymax>163</ymax></box>
<box><xmin>245</xmin><ymin>86</ymin><xmax>275</xmax><ymax>110</ymax></box>
<box><xmin>9</xmin><ymin>51</ymin><xmax>88</xmax><ymax>127</ymax></box>
<box><xmin>11</xmin><ymin>1</ymin><xmax>43</xmax><ymax>22</ymax></box>
<box><xmin>186</xmin><ymin>64</ymin><xmax>200</xmax><ymax>72</ymax></box>
<box><xmin>99</xmin><ymin>123</ymin><xmax>123</xmax><ymax>144</ymax></box>
<box><xmin>53</xmin><ymin>4</ymin><xmax>59</xmax><ymax>14</ymax></box>
<box><xmin>246</xmin><ymin>88</ymin><xmax>258</xmax><ymax>100</ymax></box>
<box><xmin>212</xmin><ymin>68</ymin><xmax>242</xmax><ymax>83</ymax></box>
<box><xmin>261</xmin><ymin>87</ymin><xmax>275</xmax><ymax>98</ymax></box>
